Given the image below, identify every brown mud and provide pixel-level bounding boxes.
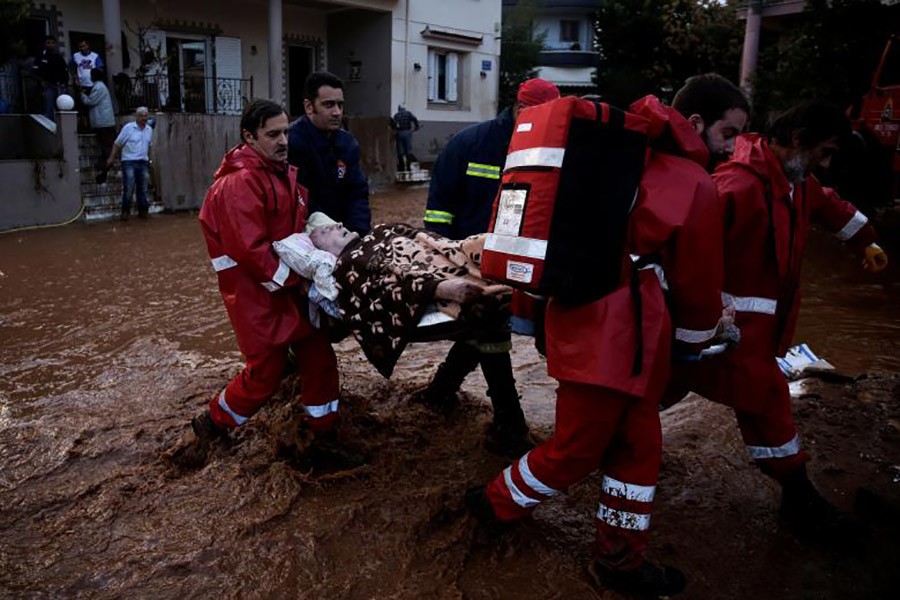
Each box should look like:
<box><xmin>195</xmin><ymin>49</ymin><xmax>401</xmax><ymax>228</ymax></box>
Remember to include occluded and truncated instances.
<box><xmin>1</xmin><ymin>185</ymin><xmax>899</xmax><ymax>599</ymax></box>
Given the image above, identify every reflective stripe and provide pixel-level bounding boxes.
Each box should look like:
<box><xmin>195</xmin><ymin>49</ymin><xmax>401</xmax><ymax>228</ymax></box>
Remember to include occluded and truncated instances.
<box><xmin>424</xmin><ymin>209</ymin><xmax>454</xmax><ymax>224</ymax></box>
<box><xmin>504</xmin><ymin>147</ymin><xmax>566</xmax><ymax>170</ymax></box>
<box><xmin>601</xmin><ymin>475</ymin><xmax>656</xmax><ymax>503</ymax></box>
<box><xmin>304</xmin><ymin>399</ymin><xmax>340</xmax><ymax>419</ymax></box>
<box><xmin>503</xmin><ymin>466</ymin><xmax>540</xmax><ymax>508</ymax></box>
<box><xmin>835</xmin><ymin>210</ymin><xmax>867</xmax><ymax>241</ymax></box>
<box><xmin>465</xmin><ymin>162</ymin><xmax>501</xmax><ymax>179</ymax></box>
<box><xmin>217</xmin><ymin>389</ymin><xmax>247</xmax><ymax>425</ymax></box>
<box><xmin>519</xmin><ymin>452</ymin><xmax>560</xmax><ymax>497</ymax></box>
<box><xmin>630</xmin><ymin>254</ymin><xmax>668</xmax><ymax>291</ymax></box>
<box><xmin>596</xmin><ymin>503</ymin><xmax>651</xmax><ymax>531</ymax></box>
<box><xmin>675</xmin><ymin>325</ymin><xmax>718</xmax><ymax>344</ymax></box>
<box><xmin>272</xmin><ymin>259</ymin><xmax>290</xmax><ymax>287</ymax></box>
<box><xmin>723</xmin><ymin>292</ymin><xmax>777</xmax><ymax>315</ymax></box>
<box><xmin>484</xmin><ymin>233</ymin><xmax>547</xmax><ymax>260</ymax></box>
<box><xmin>261</xmin><ymin>281</ymin><xmax>280</xmax><ymax>292</ymax></box>
<box><xmin>747</xmin><ymin>434</ymin><xmax>801</xmax><ymax>460</ymax></box>
<box><xmin>211</xmin><ymin>255</ymin><xmax>237</xmax><ymax>272</ymax></box>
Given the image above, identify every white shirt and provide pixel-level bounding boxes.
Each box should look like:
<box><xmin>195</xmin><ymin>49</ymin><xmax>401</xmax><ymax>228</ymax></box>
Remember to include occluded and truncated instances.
<box><xmin>72</xmin><ymin>51</ymin><xmax>102</xmax><ymax>87</ymax></box>
<box><xmin>115</xmin><ymin>122</ymin><xmax>153</xmax><ymax>161</ymax></box>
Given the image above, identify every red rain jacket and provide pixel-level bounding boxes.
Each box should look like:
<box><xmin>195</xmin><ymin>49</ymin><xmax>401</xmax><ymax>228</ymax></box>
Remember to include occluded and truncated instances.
<box><xmin>702</xmin><ymin>134</ymin><xmax>877</xmax><ymax>408</ymax></box>
<box><xmin>199</xmin><ymin>144</ymin><xmax>313</xmax><ymax>357</ymax></box>
<box><xmin>545</xmin><ymin>96</ymin><xmax>725</xmax><ymax>401</ymax></box>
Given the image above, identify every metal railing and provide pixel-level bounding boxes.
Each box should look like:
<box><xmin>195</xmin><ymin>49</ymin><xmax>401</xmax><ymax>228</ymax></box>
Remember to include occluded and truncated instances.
<box><xmin>120</xmin><ymin>74</ymin><xmax>253</xmax><ymax>115</ymax></box>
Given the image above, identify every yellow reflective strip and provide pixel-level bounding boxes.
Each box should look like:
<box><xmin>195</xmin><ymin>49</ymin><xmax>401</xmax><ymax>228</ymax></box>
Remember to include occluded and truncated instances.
<box><xmin>466</xmin><ymin>162</ymin><xmax>502</xmax><ymax>179</ymax></box>
<box><xmin>424</xmin><ymin>209</ymin><xmax>454</xmax><ymax>224</ymax></box>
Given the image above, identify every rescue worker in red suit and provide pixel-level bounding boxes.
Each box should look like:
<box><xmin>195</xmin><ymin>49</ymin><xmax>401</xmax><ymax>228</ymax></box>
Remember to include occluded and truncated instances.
<box><xmin>663</xmin><ymin>100</ymin><xmax>888</xmax><ymax>538</ymax></box>
<box><xmin>191</xmin><ymin>99</ymin><xmax>347</xmax><ymax>462</ymax></box>
<box><xmin>468</xmin><ymin>95</ymin><xmax>733</xmax><ymax>597</ymax></box>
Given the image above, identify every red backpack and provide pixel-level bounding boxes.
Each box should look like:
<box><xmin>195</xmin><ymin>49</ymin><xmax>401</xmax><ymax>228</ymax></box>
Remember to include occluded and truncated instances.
<box><xmin>481</xmin><ymin>96</ymin><xmax>649</xmax><ymax>306</ymax></box>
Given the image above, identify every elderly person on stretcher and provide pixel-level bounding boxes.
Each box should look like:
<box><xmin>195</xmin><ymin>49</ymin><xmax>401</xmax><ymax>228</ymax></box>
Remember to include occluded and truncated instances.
<box><xmin>273</xmin><ymin>212</ymin><xmax>513</xmax><ymax>378</ymax></box>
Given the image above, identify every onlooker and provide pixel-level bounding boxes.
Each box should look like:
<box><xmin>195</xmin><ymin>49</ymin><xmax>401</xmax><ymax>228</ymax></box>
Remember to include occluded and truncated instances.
<box><xmin>70</xmin><ymin>39</ymin><xmax>103</xmax><ymax>90</ymax></box>
<box><xmin>418</xmin><ymin>78</ymin><xmax>559</xmax><ymax>456</ymax></box>
<box><xmin>192</xmin><ymin>99</ymin><xmax>357</xmax><ymax>472</ymax></box>
<box><xmin>287</xmin><ymin>71</ymin><xmax>371</xmax><ymax>235</ymax></box>
<box><xmin>70</xmin><ymin>40</ymin><xmax>103</xmax><ymax>132</ymax></box>
<box><xmin>34</xmin><ymin>36</ymin><xmax>68</xmax><ymax>120</ymax></box>
<box><xmin>390</xmin><ymin>104</ymin><xmax>420</xmax><ymax>170</ymax></box>
<box><xmin>81</xmin><ymin>68</ymin><xmax>116</xmax><ymax>178</ymax></box>
<box><xmin>107</xmin><ymin>107</ymin><xmax>153</xmax><ymax>220</ymax></box>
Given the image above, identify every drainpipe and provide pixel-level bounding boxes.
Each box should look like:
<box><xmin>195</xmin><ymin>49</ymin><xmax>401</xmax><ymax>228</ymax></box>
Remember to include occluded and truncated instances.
<box><xmin>740</xmin><ymin>0</ymin><xmax>763</xmax><ymax>93</ymax></box>
<box><xmin>102</xmin><ymin>0</ymin><xmax>123</xmax><ymax>76</ymax></box>
<box><xmin>403</xmin><ymin>0</ymin><xmax>410</xmax><ymax>107</ymax></box>
<box><xmin>269</xmin><ymin>0</ymin><xmax>284</xmax><ymax>104</ymax></box>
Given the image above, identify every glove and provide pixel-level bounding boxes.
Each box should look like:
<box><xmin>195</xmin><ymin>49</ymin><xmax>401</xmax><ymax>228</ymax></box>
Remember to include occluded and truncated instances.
<box><xmin>862</xmin><ymin>243</ymin><xmax>888</xmax><ymax>272</ymax></box>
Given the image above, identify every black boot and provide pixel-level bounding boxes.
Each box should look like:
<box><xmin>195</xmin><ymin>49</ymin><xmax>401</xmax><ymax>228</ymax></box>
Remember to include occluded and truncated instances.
<box><xmin>191</xmin><ymin>410</ymin><xmax>224</xmax><ymax>441</ymax></box>
<box><xmin>464</xmin><ymin>485</ymin><xmax>511</xmax><ymax>535</ymax></box>
<box><xmin>480</xmin><ymin>352</ymin><xmax>533</xmax><ymax>458</ymax></box>
<box><xmin>412</xmin><ymin>341</ymin><xmax>481</xmax><ymax>414</ymax></box>
<box><xmin>588</xmin><ymin>558</ymin><xmax>687</xmax><ymax>597</ymax></box>
<box><xmin>779</xmin><ymin>466</ymin><xmax>859</xmax><ymax>543</ymax></box>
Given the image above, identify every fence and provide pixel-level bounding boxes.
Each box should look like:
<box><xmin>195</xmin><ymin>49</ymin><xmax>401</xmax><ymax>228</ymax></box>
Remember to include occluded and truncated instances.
<box><xmin>118</xmin><ymin>74</ymin><xmax>253</xmax><ymax>115</ymax></box>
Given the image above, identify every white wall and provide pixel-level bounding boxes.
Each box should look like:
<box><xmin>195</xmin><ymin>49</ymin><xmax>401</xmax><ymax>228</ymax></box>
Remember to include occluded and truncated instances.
<box><xmin>535</xmin><ymin>12</ymin><xmax>592</xmax><ymax>52</ymax></box>
<box><xmin>391</xmin><ymin>0</ymin><xmax>501</xmax><ymax>125</ymax></box>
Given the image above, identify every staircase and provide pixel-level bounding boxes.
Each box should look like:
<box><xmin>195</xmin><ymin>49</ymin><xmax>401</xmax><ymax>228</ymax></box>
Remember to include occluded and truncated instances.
<box><xmin>78</xmin><ymin>134</ymin><xmax>163</xmax><ymax>221</ymax></box>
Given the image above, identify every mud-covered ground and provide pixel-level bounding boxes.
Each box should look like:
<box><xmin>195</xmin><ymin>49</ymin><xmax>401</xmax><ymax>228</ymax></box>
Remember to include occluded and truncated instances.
<box><xmin>1</xmin><ymin>185</ymin><xmax>899</xmax><ymax>599</ymax></box>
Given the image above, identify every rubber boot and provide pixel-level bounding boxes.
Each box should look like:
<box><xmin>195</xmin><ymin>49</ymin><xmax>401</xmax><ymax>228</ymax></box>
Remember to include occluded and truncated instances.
<box><xmin>779</xmin><ymin>465</ymin><xmax>859</xmax><ymax>544</ymax></box>
<box><xmin>588</xmin><ymin>556</ymin><xmax>687</xmax><ymax>597</ymax></box>
<box><xmin>412</xmin><ymin>341</ymin><xmax>481</xmax><ymax>414</ymax></box>
<box><xmin>480</xmin><ymin>352</ymin><xmax>533</xmax><ymax>458</ymax></box>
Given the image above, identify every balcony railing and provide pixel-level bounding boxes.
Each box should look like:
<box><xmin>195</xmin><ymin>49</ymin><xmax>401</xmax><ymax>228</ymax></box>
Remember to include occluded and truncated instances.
<box><xmin>0</xmin><ymin>65</ymin><xmax>252</xmax><ymax>117</ymax></box>
<box><xmin>121</xmin><ymin>74</ymin><xmax>253</xmax><ymax>115</ymax></box>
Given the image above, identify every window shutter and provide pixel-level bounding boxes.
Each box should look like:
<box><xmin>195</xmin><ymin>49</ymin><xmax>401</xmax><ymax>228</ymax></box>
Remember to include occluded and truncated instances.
<box><xmin>427</xmin><ymin>49</ymin><xmax>437</xmax><ymax>101</ymax></box>
<box><xmin>214</xmin><ymin>37</ymin><xmax>242</xmax><ymax>79</ymax></box>
<box><xmin>446</xmin><ymin>52</ymin><xmax>458</xmax><ymax>102</ymax></box>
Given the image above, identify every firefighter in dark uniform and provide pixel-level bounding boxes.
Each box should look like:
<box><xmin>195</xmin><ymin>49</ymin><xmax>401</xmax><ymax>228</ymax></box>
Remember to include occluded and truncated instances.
<box><xmin>421</xmin><ymin>78</ymin><xmax>559</xmax><ymax>457</ymax></box>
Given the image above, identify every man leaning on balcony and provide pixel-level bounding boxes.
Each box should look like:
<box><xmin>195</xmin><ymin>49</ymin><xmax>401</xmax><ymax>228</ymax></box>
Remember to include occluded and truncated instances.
<box><xmin>107</xmin><ymin>107</ymin><xmax>153</xmax><ymax>220</ymax></box>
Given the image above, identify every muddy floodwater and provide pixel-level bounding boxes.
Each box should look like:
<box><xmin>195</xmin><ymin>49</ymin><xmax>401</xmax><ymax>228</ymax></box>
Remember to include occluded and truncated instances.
<box><xmin>2</xmin><ymin>186</ymin><xmax>899</xmax><ymax>599</ymax></box>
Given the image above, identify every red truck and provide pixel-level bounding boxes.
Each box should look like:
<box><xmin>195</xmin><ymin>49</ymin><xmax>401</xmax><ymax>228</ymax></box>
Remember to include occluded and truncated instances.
<box><xmin>850</xmin><ymin>34</ymin><xmax>900</xmax><ymax>204</ymax></box>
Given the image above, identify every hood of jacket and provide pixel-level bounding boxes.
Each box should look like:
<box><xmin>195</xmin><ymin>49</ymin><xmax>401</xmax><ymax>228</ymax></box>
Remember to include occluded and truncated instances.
<box><xmin>630</xmin><ymin>95</ymin><xmax>710</xmax><ymax>169</ymax></box>
<box><xmin>724</xmin><ymin>133</ymin><xmax>792</xmax><ymax>199</ymax></box>
<box><xmin>213</xmin><ymin>143</ymin><xmax>287</xmax><ymax>180</ymax></box>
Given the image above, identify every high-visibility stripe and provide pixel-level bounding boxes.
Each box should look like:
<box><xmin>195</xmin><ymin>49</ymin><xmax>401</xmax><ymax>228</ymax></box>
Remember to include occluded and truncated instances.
<box><xmin>519</xmin><ymin>452</ymin><xmax>560</xmax><ymax>497</ymax></box>
<box><xmin>484</xmin><ymin>233</ymin><xmax>547</xmax><ymax>260</ymax></box>
<box><xmin>503</xmin><ymin>465</ymin><xmax>540</xmax><ymax>508</ymax></box>
<box><xmin>747</xmin><ymin>434</ymin><xmax>801</xmax><ymax>460</ymax></box>
<box><xmin>304</xmin><ymin>399</ymin><xmax>340</xmax><ymax>419</ymax></box>
<box><xmin>504</xmin><ymin>147</ymin><xmax>565</xmax><ymax>170</ymax></box>
<box><xmin>630</xmin><ymin>254</ymin><xmax>669</xmax><ymax>291</ymax></box>
<box><xmin>466</xmin><ymin>162</ymin><xmax>501</xmax><ymax>179</ymax></box>
<box><xmin>597</xmin><ymin>503</ymin><xmax>651</xmax><ymax>531</ymax></box>
<box><xmin>675</xmin><ymin>325</ymin><xmax>718</xmax><ymax>344</ymax></box>
<box><xmin>211</xmin><ymin>255</ymin><xmax>237</xmax><ymax>272</ymax></box>
<box><xmin>601</xmin><ymin>475</ymin><xmax>656</xmax><ymax>503</ymax></box>
<box><xmin>217</xmin><ymin>389</ymin><xmax>247</xmax><ymax>425</ymax></box>
<box><xmin>261</xmin><ymin>281</ymin><xmax>280</xmax><ymax>292</ymax></box>
<box><xmin>424</xmin><ymin>209</ymin><xmax>454</xmax><ymax>224</ymax></box>
<box><xmin>272</xmin><ymin>259</ymin><xmax>290</xmax><ymax>287</ymax></box>
<box><xmin>835</xmin><ymin>210</ymin><xmax>867</xmax><ymax>241</ymax></box>
<box><xmin>723</xmin><ymin>293</ymin><xmax>777</xmax><ymax>315</ymax></box>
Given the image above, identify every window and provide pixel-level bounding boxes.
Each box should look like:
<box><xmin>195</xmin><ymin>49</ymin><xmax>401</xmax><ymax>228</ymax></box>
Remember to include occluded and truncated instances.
<box><xmin>559</xmin><ymin>20</ymin><xmax>580</xmax><ymax>44</ymax></box>
<box><xmin>427</xmin><ymin>48</ymin><xmax>459</xmax><ymax>104</ymax></box>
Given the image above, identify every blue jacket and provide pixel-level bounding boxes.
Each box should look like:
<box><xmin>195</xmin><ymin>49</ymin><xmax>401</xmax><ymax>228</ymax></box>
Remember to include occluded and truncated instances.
<box><xmin>424</xmin><ymin>108</ymin><xmax>515</xmax><ymax>239</ymax></box>
<box><xmin>287</xmin><ymin>116</ymin><xmax>371</xmax><ymax>234</ymax></box>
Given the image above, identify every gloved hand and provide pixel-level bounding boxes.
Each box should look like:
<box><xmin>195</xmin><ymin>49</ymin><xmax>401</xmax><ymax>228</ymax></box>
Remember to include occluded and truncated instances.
<box><xmin>862</xmin><ymin>243</ymin><xmax>888</xmax><ymax>272</ymax></box>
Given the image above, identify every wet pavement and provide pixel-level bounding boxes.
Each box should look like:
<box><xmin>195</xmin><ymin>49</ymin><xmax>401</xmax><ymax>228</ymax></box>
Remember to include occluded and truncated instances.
<box><xmin>1</xmin><ymin>186</ymin><xmax>898</xmax><ymax>598</ymax></box>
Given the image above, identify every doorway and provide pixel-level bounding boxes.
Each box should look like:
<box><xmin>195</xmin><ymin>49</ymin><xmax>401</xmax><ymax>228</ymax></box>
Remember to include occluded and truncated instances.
<box><xmin>166</xmin><ymin>36</ymin><xmax>211</xmax><ymax>113</ymax></box>
<box><xmin>288</xmin><ymin>45</ymin><xmax>313</xmax><ymax>119</ymax></box>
